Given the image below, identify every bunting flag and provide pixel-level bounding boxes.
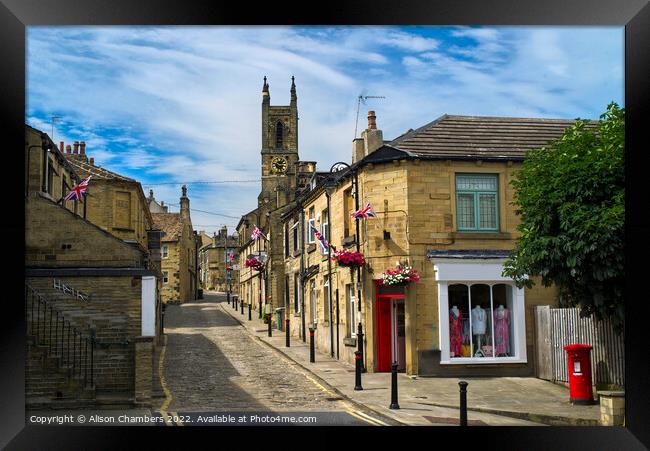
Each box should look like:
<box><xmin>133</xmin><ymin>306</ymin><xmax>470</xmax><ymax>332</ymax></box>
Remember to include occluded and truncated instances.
<box><xmin>64</xmin><ymin>175</ymin><xmax>92</xmax><ymax>201</ymax></box>
<box><xmin>251</xmin><ymin>226</ymin><xmax>262</xmax><ymax>241</ymax></box>
<box><xmin>351</xmin><ymin>202</ymin><xmax>377</xmax><ymax>219</ymax></box>
<box><xmin>311</xmin><ymin>224</ymin><xmax>329</xmax><ymax>252</ymax></box>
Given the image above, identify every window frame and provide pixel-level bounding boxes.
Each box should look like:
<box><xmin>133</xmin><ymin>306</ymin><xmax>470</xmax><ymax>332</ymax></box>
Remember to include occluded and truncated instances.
<box><xmin>455</xmin><ymin>173</ymin><xmax>500</xmax><ymax>232</ymax></box>
<box><xmin>320</xmin><ymin>209</ymin><xmax>329</xmax><ymax>255</ymax></box>
<box><xmin>307</xmin><ymin>207</ymin><xmax>316</xmax><ymax>244</ymax></box>
<box><xmin>162</xmin><ymin>271</ymin><xmax>169</xmax><ymax>283</ymax></box>
<box><xmin>347</xmin><ymin>283</ymin><xmax>356</xmax><ymax>338</ymax></box>
<box><xmin>433</xmin><ymin>259</ymin><xmax>527</xmax><ymax>365</ymax></box>
<box><xmin>162</xmin><ymin>245</ymin><xmax>169</xmax><ymax>259</ymax></box>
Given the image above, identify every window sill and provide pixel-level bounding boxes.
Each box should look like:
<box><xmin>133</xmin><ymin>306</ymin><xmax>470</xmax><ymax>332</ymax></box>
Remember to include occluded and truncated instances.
<box><xmin>292</xmin><ymin>249</ymin><xmax>302</xmax><ymax>258</ymax></box>
<box><xmin>306</xmin><ymin>243</ymin><xmax>317</xmax><ymax>254</ymax></box>
<box><xmin>342</xmin><ymin>235</ymin><xmax>356</xmax><ymax>247</ymax></box>
<box><xmin>452</xmin><ymin>232</ymin><xmax>512</xmax><ymax>240</ymax></box>
<box><xmin>440</xmin><ymin>357</ymin><xmax>526</xmax><ymax>365</ymax></box>
<box><xmin>343</xmin><ymin>337</ymin><xmax>357</xmax><ymax>347</ymax></box>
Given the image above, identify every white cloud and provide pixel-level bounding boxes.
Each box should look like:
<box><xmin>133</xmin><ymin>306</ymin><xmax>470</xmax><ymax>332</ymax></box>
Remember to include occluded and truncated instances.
<box><xmin>27</xmin><ymin>26</ymin><xmax>623</xmax><ymax>235</ymax></box>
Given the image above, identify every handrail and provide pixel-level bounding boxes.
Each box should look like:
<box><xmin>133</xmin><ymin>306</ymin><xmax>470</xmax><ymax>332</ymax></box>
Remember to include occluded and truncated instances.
<box><xmin>25</xmin><ymin>283</ymin><xmax>95</xmax><ymax>389</ymax></box>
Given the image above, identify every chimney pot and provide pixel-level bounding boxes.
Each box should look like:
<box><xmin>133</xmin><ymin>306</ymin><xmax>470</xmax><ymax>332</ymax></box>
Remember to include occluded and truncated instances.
<box><xmin>89</xmin><ymin>157</ymin><xmax>94</xmax><ymax>166</ymax></box>
<box><xmin>368</xmin><ymin>111</ymin><xmax>377</xmax><ymax>130</ymax></box>
<box><xmin>73</xmin><ymin>141</ymin><xmax>79</xmax><ymax>154</ymax></box>
<box><xmin>80</xmin><ymin>141</ymin><xmax>86</xmax><ymax>155</ymax></box>
<box><xmin>59</xmin><ymin>141</ymin><xmax>64</xmax><ymax>152</ymax></box>
<box><xmin>66</xmin><ymin>144</ymin><xmax>72</xmax><ymax>153</ymax></box>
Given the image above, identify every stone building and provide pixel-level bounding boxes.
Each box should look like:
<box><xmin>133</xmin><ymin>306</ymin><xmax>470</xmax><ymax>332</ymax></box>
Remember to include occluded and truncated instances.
<box><xmin>25</xmin><ymin>126</ymin><xmax>158</xmax><ymax>408</ymax></box>
<box><xmin>150</xmin><ymin>186</ymin><xmax>199</xmax><ymax>303</ymax></box>
<box><xmin>199</xmin><ymin>226</ymin><xmax>239</xmax><ymax>292</ymax></box>
<box><xmin>276</xmin><ymin>111</ymin><xmax>593</xmax><ymax>377</ymax></box>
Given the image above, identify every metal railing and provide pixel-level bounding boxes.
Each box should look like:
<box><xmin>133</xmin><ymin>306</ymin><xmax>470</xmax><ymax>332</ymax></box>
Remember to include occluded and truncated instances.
<box><xmin>25</xmin><ymin>283</ymin><xmax>95</xmax><ymax>389</ymax></box>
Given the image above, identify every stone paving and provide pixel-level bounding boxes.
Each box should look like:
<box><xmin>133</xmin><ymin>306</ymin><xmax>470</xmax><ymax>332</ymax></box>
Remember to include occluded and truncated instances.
<box><xmin>154</xmin><ymin>293</ymin><xmax>367</xmax><ymax>415</ymax></box>
<box><xmin>219</xmin><ymin>296</ymin><xmax>603</xmax><ymax>427</ymax></box>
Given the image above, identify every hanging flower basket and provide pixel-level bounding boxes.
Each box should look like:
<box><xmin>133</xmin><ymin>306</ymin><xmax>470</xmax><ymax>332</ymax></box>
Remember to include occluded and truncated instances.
<box><xmin>331</xmin><ymin>249</ymin><xmax>366</xmax><ymax>269</ymax></box>
<box><xmin>245</xmin><ymin>257</ymin><xmax>265</xmax><ymax>272</ymax></box>
<box><xmin>380</xmin><ymin>265</ymin><xmax>420</xmax><ymax>286</ymax></box>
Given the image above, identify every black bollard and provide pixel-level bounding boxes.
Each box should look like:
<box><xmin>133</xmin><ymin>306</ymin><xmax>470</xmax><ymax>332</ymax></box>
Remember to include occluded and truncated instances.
<box><xmin>227</xmin><ymin>291</ymin><xmax>231</xmax><ymax>306</ymax></box>
<box><xmin>459</xmin><ymin>381</ymin><xmax>468</xmax><ymax>426</ymax></box>
<box><xmin>241</xmin><ymin>298</ymin><xmax>244</xmax><ymax>315</ymax></box>
<box><xmin>248</xmin><ymin>302</ymin><xmax>252</xmax><ymax>321</ymax></box>
<box><xmin>354</xmin><ymin>351</ymin><xmax>363</xmax><ymax>391</ymax></box>
<box><xmin>309</xmin><ymin>327</ymin><xmax>315</xmax><ymax>363</ymax></box>
<box><xmin>267</xmin><ymin>314</ymin><xmax>272</xmax><ymax>337</ymax></box>
<box><xmin>389</xmin><ymin>362</ymin><xmax>400</xmax><ymax>409</ymax></box>
<box><xmin>285</xmin><ymin>319</ymin><xmax>290</xmax><ymax>347</ymax></box>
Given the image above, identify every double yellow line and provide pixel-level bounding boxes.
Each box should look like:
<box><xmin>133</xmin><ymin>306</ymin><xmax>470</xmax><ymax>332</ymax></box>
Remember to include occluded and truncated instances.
<box><xmin>157</xmin><ymin>335</ymin><xmax>184</xmax><ymax>426</ymax></box>
<box><xmin>247</xmin><ymin>333</ymin><xmax>390</xmax><ymax>426</ymax></box>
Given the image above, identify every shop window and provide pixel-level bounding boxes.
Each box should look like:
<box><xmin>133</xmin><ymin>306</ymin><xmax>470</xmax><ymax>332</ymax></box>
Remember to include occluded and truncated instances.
<box><xmin>447</xmin><ymin>283</ymin><xmax>515</xmax><ymax>360</ymax></box>
<box><xmin>455</xmin><ymin>174</ymin><xmax>499</xmax><ymax>231</ymax></box>
<box><xmin>323</xmin><ymin>276</ymin><xmax>330</xmax><ymax>322</ymax></box>
<box><xmin>293</xmin><ymin>273</ymin><xmax>299</xmax><ymax>313</ymax></box>
<box><xmin>310</xmin><ymin>279</ymin><xmax>317</xmax><ymax>326</ymax></box>
<box><xmin>347</xmin><ymin>283</ymin><xmax>356</xmax><ymax>337</ymax></box>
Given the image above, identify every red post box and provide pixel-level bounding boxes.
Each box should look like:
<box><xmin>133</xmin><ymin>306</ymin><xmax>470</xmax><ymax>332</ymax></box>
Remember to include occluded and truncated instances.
<box><xmin>564</xmin><ymin>343</ymin><xmax>594</xmax><ymax>404</ymax></box>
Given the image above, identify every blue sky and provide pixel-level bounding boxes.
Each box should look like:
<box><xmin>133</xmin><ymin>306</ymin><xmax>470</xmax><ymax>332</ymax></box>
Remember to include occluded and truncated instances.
<box><xmin>26</xmin><ymin>26</ymin><xmax>624</xmax><ymax>235</ymax></box>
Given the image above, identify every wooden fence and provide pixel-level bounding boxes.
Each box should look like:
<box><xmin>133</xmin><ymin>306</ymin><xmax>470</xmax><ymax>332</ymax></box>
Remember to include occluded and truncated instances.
<box><xmin>534</xmin><ymin>306</ymin><xmax>624</xmax><ymax>388</ymax></box>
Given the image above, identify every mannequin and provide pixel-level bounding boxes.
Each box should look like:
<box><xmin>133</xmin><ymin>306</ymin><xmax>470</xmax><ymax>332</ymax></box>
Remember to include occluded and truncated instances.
<box><xmin>494</xmin><ymin>304</ymin><xmax>511</xmax><ymax>356</ymax></box>
<box><xmin>449</xmin><ymin>306</ymin><xmax>463</xmax><ymax>357</ymax></box>
<box><xmin>471</xmin><ymin>305</ymin><xmax>487</xmax><ymax>356</ymax></box>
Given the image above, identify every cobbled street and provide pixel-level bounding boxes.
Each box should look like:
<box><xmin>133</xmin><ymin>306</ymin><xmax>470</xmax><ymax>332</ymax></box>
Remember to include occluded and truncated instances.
<box><xmin>154</xmin><ymin>292</ymin><xmax>366</xmax><ymax>422</ymax></box>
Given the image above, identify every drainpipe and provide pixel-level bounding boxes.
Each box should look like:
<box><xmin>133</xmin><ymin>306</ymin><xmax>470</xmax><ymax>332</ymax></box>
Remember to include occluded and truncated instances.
<box><xmin>299</xmin><ymin>203</ymin><xmax>306</xmax><ymax>342</ymax></box>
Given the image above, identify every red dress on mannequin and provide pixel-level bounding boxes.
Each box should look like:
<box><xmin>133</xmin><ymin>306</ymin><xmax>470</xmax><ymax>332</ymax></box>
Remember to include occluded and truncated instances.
<box><xmin>449</xmin><ymin>308</ymin><xmax>463</xmax><ymax>357</ymax></box>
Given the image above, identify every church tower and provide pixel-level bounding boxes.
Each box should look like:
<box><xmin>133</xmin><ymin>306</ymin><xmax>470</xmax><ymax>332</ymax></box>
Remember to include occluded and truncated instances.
<box><xmin>259</xmin><ymin>76</ymin><xmax>299</xmax><ymax>210</ymax></box>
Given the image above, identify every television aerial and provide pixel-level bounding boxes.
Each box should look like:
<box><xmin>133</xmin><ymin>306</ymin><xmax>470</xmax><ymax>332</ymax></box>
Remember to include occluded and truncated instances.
<box><xmin>354</xmin><ymin>94</ymin><xmax>385</xmax><ymax>139</ymax></box>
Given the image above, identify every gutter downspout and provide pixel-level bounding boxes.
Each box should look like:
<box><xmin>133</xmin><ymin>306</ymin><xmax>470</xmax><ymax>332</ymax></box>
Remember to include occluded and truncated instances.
<box><xmin>299</xmin><ymin>203</ymin><xmax>306</xmax><ymax>342</ymax></box>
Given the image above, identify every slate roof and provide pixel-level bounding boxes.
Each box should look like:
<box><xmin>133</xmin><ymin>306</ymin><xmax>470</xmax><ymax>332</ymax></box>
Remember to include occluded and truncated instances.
<box><xmin>65</xmin><ymin>154</ymin><xmax>135</xmax><ymax>182</ymax></box>
<box><xmin>152</xmin><ymin>213</ymin><xmax>182</xmax><ymax>242</ymax></box>
<box><xmin>390</xmin><ymin>114</ymin><xmax>598</xmax><ymax>160</ymax></box>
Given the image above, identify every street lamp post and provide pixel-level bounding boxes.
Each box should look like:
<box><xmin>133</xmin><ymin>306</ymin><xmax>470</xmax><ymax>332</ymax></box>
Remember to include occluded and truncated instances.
<box><xmin>328</xmin><ymin>162</ymin><xmax>365</xmax><ymax>370</ymax></box>
<box><xmin>324</xmin><ymin>177</ymin><xmax>336</xmax><ymax>359</ymax></box>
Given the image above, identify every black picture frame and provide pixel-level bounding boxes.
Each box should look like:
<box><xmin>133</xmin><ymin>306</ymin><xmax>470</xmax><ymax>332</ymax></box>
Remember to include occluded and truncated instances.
<box><xmin>2</xmin><ymin>0</ymin><xmax>648</xmax><ymax>449</ymax></box>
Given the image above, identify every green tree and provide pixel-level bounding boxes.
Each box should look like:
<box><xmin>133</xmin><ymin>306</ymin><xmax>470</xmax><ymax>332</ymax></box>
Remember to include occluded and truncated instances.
<box><xmin>503</xmin><ymin>103</ymin><xmax>624</xmax><ymax>333</ymax></box>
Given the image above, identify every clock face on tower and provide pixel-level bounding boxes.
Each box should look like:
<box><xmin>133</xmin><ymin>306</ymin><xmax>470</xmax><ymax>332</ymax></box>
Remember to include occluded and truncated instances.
<box><xmin>271</xmin><ymin>157</ymin><xmax>288</xmax><ymax>174</ymax></box>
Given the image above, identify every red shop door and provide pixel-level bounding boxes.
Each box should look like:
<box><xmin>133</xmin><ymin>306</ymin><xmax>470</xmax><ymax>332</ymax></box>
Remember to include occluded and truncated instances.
<box><xmin>376</xmin><ymin>299</ymin><xmax>392</xmax><ymax>372</ymax></box>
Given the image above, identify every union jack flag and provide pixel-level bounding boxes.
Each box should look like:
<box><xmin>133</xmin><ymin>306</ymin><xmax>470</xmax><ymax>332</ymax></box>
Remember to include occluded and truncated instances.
<box><xmin>311</xmin><ymin>224</ymin><xmax>329</xmax><ymax>252</ymax></box>
<box><xmin>351</xmin><ymin>202</ymin><xmax>376</xmax><ymax>219</ymax></box>
<box><xmin>251</xmin><ymin>226</ymin><xmax>262</xmax><ymax>241</ymax></box>
<box><xmin>227</xmin><ymin>250</ymin><xmax>235</xmax><ymax>262</ymax></box>
<box><xmin>64</xmin><ymin>176</ymin><xmax>92</xmax><ymax>201</ymax></box>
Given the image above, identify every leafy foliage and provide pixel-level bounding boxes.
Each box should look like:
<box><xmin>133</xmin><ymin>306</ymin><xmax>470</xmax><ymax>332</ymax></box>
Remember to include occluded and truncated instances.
<box><xmin>503</xmin><ymin>103</ymin><xmax>624</xmax><ymax>333</ymax></box>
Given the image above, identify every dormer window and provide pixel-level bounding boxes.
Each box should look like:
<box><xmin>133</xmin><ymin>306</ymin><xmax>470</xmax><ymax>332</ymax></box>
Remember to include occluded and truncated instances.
<box><xmin>275</xmin><ymin>121</ymin><xmax>284</xmax><ymax>149</ymax></box>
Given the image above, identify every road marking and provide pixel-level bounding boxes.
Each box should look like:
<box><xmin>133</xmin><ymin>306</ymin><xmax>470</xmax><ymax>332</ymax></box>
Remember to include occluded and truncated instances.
<box><xmin>351</xmin><ymin>409</ymin><xmax>390</xmax><ymax>426</ymax></box>
<box><xmin>171</xmin><ymin>411</ymin><xmax>184</xmax><ymax>426</ymax></box>
<box><xmin>158</xmin><ymin>334</ymin><xmax>174</xmax><ymax>422</ymax></box>
<box><xmin>244</xmin><ymin>317</ymin><xmax>391</xmax><ymax>427</ymax></box>
<box><xmin>160</xmin><ymin>410</ymin><xmax>173</xmax><ymax>426</ymax></box>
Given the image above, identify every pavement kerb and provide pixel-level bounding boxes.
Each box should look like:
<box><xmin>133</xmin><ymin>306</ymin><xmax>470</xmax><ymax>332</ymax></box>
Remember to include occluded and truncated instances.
<box><xmin>409</xmin><ymin>400</ymin><xmax>599</xmax><ymax>427</ymax></box>
<box><xmin>218</xmin><ymin>302</ymin><xmax>405</xmax><ymax>426</ymax></box>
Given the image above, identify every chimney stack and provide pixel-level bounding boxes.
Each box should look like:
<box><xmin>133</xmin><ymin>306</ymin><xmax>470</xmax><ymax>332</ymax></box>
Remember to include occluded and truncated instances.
<box><xmin>368</xmin><ymin>111</ymin><xmax>377</xmax><ymax>129</ymax></box>
<box><xmin>180</xmin><ymin>185</ymin><xmax>190</xmax><ymax>221</ymax></box>
<box><xmin>73</xmin><ymin>141</ymin><xmax>79</xmax><ymax>154</ymax></box>
<box><xmin>361</xmin><ymin>110</ymin><xmax>383</xmax><ymax>158</ymax></box>
<box><xmin>59</xmin><ymin>141</ymin><xmax>64</xmax><ymax>152</ymax></box>
<box><xmin>80</xmin><ymin>141</ymin><xmax>86</xmax><ymax>155</ymax></box>
<box><xmin>66</xmin><ymin>144</ymin><xmax>72</xmax><ymax>153</ymax></box>
<box><xmin>89</xmin><ymin>157</ymin><xmax>94</xmax><ymax>166</ymax></box>
<box><xmin>213</xmin><ymin>232</ymin><xmax>218</xmax><ymax>247</ymax></box>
